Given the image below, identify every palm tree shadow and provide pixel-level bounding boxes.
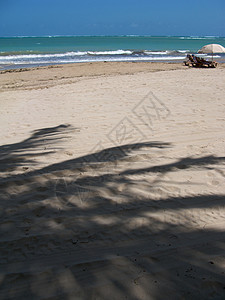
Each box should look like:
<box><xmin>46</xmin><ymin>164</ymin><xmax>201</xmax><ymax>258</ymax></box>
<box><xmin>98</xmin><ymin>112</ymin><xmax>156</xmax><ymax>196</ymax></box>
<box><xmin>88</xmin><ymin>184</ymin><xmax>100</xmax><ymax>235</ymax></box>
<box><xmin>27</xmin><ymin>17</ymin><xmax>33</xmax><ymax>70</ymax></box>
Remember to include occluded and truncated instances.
<box><xmin>0</xmin><ymin>124</ymin><xmax>75</xmax><ymax>172</ymax></box>
<box><xmin>0</xmin><ymin>124</ymin><xmax>225</xmax><ymax>299</ymax></box>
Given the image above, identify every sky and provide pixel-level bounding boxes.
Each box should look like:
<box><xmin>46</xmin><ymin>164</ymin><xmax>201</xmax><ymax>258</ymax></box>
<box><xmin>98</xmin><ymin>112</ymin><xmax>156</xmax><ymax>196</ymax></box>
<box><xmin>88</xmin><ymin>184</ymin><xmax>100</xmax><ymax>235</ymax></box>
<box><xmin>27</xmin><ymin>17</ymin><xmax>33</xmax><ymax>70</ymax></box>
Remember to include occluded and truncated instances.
<box><xmin>0</xmin><ymin>0</ymin><xmax>224</xmax><ymax>37</ymax></box>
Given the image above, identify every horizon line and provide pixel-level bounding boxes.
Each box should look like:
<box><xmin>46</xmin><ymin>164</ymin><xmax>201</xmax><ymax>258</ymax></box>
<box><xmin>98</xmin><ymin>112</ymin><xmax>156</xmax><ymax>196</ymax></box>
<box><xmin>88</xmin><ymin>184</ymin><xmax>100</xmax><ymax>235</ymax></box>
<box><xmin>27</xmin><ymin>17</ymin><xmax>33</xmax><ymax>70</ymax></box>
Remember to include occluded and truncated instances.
<box><xmin>0</xmin><ymin>35</ymin><xmax>224</xmax><ymax>38</ymax></box>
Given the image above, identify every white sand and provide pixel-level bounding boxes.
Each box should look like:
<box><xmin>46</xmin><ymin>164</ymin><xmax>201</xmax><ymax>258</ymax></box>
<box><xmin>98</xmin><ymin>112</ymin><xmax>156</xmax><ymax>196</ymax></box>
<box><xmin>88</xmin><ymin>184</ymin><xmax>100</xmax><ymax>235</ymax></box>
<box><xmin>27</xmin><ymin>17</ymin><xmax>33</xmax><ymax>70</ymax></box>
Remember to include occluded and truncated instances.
<box><xmin>0</xmin><ymin>62</ymin><xmax>225</xmax><ymax>299</ymax></box>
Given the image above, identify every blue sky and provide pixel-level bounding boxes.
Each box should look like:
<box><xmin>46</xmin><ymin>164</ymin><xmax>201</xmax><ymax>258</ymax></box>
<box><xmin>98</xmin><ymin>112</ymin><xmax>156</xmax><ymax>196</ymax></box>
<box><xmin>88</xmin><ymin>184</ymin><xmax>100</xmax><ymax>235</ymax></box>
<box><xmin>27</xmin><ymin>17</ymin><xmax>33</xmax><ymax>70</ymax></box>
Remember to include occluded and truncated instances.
<box><xmin>0</xmin><ymin>0</ymin><xmax>224</xmax><ymax>37</ymax></box>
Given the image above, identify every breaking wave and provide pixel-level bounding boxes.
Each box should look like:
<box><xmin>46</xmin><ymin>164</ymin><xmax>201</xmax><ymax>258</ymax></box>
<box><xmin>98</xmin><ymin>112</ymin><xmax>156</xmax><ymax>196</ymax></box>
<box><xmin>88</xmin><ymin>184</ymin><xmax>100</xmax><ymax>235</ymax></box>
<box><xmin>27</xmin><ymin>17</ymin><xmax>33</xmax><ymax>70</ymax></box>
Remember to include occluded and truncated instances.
<box><xmin>0</xmin><ymin>49</ymin><xmax>224</xmax><ymax>67</ymax></box>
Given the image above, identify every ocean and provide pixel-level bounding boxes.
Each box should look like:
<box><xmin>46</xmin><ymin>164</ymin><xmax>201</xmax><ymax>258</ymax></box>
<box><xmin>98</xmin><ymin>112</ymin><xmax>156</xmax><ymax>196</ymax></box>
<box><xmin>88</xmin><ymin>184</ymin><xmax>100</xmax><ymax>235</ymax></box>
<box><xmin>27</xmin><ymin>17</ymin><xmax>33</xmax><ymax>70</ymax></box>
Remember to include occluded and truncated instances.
<box><xmin>0</xmin><ymin>36</ymin><xmax>225</xmax><ymax>69</ymax></box>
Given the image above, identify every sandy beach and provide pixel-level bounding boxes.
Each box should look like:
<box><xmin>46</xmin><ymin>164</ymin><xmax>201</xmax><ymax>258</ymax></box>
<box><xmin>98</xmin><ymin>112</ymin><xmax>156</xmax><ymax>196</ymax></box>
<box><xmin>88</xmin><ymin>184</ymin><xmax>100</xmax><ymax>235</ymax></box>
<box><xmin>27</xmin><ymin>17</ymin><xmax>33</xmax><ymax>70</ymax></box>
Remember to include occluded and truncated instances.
<box><xmin>0</xmin><ymin>62</ymin><xmax>225</xmax><ymax>299</ymax></box>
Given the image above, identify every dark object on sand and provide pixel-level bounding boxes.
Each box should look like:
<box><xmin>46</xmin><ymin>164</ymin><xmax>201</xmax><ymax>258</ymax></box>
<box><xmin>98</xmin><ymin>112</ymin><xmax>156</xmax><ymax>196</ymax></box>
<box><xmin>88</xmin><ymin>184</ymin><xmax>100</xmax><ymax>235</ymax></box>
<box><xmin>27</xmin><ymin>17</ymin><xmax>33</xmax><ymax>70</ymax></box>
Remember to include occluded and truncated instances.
<box><xmin>184</xmin><ymin>54</ymin><xmax>217</xmax><ymax>68</ymax></box>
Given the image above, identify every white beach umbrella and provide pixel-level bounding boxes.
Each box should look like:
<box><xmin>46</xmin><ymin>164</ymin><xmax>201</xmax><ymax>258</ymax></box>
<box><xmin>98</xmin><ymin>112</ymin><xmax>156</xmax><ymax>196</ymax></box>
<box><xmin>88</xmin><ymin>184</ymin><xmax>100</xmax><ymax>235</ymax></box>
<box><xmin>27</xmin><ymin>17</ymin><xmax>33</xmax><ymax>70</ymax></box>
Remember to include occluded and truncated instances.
<box><xmin>198</xmin><ymin>43</ymin><xmax>225</xmax><ymax>60</ymax></box>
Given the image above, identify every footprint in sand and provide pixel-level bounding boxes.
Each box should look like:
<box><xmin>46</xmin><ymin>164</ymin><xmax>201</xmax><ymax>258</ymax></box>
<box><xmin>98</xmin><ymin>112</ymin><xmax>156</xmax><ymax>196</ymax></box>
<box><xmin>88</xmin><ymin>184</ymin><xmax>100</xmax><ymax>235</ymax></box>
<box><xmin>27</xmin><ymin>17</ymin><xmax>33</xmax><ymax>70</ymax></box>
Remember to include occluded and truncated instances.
<box><xmin>206</xmin><ymin>171</ymin><xmax>220</xmax><ymax>187</ymax></box>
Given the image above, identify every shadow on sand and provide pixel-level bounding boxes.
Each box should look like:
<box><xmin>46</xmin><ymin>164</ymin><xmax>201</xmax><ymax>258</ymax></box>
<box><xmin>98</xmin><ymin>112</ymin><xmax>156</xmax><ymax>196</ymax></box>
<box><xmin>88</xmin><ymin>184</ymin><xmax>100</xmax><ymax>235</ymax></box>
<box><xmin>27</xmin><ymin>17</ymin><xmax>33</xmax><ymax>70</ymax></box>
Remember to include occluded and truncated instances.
<box><xmin>0</xmin><ymin>124</ymin><xmax>225</xmax><ymax>299</ymax></box>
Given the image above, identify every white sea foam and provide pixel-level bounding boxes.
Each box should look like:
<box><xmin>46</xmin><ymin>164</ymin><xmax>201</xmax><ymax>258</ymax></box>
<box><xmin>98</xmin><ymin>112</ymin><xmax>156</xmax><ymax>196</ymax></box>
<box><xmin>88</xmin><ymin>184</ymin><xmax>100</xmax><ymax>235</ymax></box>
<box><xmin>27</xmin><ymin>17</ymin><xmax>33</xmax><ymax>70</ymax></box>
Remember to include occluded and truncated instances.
<box><xmin>87</xmin><ymin>50</ymin><xmax>133</xmax><ymax>55</ymax></box>
<box><xmin>205</xmin><ymin>55</ymin><xmax>220</xmax><ymax>58</ymax></box>
<box><xmin>54</xmin><ymin>56</ymin><xmax>187</xmax><ymax>63</ymax></box>
<box><xmin>0</xmin><ymin>55</ymin><xmax>187</xmax><ymax>65</ymax></box>
<box><xmin>144</xmin><ymin>51</ymin><xmax>170</xmax><ymax>55</ymax></box>
<box><xmin>0</xmin><ymin>51</ymin><xmax>88</xmax><ymax>60</ymax></box>
<box><xmin>179</xmin><ymin>36</ymin><xmax>220</xmax><ymax>40</ymax></box>
<box><xmin>177</xmin><ymin>50</ymin><xmax>189</xmax><ymax>53</ymax></box>
<box><xmin>0</xmin><ymin>50</ymin><xmax>134</xmax><ymax>61</ymax></box>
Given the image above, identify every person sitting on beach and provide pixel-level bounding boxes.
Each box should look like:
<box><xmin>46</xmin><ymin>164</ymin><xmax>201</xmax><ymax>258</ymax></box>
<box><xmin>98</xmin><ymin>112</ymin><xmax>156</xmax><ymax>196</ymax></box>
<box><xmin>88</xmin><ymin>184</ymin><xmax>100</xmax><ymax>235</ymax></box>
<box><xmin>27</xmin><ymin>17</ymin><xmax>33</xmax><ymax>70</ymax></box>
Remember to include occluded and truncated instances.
<box><xmin>185</xmin><ymin>54</ymin><xmax>194</xmax><ymax>65</ymax></box>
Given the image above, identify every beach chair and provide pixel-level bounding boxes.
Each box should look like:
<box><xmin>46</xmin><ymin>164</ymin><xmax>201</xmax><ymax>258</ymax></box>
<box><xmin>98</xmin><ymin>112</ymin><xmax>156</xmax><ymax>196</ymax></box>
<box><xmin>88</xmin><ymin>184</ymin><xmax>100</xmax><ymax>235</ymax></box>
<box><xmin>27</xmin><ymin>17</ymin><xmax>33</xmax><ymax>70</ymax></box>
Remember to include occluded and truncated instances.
<box><xmin>184</xmin><ymin>54</ymin><xmax>201</xmax><ymax>67</ymax></box>
<box><xmin>196</xmin><ymin>56</ymin><xmax>217</xmax><ymax>68</ymax></box>
<box><xmin>184</xmin><ymin>54</ymin><xmax>217</xmax><ymax>68</ymax></box>
<box><xmin>184</xmin><ymin>54</ymin><xmax>192</xmax><ymax>66</ymax></box>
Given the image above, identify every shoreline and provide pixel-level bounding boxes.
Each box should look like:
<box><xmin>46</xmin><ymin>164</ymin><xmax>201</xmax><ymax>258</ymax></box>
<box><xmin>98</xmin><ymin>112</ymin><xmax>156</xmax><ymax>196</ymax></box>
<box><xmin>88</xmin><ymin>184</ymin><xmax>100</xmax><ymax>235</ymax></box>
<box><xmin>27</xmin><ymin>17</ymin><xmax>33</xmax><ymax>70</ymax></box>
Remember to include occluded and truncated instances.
<box><xmin>0</xmin><ymin>59</ymin><xmax>184</xmax><ymax>72</ymax></box>
<box><xmin>1</xmin><ymin>57</ymin><xmax>225</xmax><ymax>72</ymax></box>
<box><xmin>1</xmin><ymin>61</ymin><xmax>225</xmax><ymax>92</ymax></box>
<box><xmin>0</xmin><ymin>61</ymin><xmax>187</xmax><ymax>91</ymax></box>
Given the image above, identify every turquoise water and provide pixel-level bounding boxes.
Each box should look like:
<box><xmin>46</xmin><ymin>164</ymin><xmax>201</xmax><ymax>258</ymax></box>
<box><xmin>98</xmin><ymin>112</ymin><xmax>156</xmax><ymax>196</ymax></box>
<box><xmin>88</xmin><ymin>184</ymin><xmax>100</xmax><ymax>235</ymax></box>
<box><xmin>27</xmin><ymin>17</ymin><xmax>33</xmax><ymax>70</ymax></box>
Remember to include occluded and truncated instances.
<box><xmin>1</xmin><ymin>36</ymin><xmax>225</xmax><ymax>68</ymax></box>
